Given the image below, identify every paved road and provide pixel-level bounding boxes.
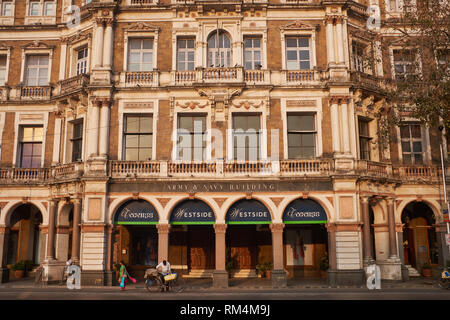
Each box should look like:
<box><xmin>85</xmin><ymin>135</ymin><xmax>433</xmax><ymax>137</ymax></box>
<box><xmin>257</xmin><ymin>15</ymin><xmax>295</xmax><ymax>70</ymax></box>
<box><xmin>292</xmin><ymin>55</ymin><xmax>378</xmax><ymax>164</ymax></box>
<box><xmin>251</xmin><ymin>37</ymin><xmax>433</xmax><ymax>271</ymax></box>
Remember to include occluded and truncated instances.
<box><xmin>1</xmin><ymin>287</ymin><xmax>450</xmax><ymax>300</ymax></box>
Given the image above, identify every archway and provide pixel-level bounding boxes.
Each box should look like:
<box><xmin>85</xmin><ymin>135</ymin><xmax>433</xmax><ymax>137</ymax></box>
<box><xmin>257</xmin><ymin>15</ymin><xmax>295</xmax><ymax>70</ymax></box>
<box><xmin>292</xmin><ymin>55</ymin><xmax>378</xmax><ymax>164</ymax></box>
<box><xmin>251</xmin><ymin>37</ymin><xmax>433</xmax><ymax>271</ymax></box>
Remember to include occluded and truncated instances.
<box><xmin>169</xmin><ymin>199</ymin><xmax>216</xmax><ymax>276</ymax></box>
<box><xmin>401</xmin><ymin>201</ymin><xmax>438</xmax><ymax>272</ymax></box>
<box><xmin>112</xmin><ymin>199</ymin><xmax>159</xmax><ymax>279</ymax></box>
<box><xmin>282</xmin><ymin>198</ymin><xmax>328</xmax><ymax>279</ymax></box>
<box><xmin>6</xmin><ymin>203</ymin><xmax>43</xmax><ymax>278</ymax></box>
<box><xmin>225</xmin><ymin>199</ymin><xmax>272</xmax><ymax>278</ymax></box>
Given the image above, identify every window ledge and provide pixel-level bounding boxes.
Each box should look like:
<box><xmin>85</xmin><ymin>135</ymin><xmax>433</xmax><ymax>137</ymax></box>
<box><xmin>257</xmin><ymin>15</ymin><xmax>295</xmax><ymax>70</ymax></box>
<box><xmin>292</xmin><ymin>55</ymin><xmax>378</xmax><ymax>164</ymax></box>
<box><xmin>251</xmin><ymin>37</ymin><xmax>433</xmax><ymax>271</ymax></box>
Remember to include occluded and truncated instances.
<box><xmin>24</xmin><ymin>16</ymin><xmax>56</xmax><ymax>25</ymax></box>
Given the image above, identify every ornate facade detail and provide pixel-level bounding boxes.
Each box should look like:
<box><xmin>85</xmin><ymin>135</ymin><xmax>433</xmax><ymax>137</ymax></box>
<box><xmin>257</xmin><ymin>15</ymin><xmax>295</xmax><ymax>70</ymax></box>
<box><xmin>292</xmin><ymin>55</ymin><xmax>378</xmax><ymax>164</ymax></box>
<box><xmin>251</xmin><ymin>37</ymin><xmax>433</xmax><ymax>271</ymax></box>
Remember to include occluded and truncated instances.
<box><xmin>231</xmin><ymin>100</ymin><xmax>264</xmax><ymax>110</ymax></box>
<box><xmin>176</xmin><ymin>101</ymin><xmax>210</xmax><ymax>110</ymax></box>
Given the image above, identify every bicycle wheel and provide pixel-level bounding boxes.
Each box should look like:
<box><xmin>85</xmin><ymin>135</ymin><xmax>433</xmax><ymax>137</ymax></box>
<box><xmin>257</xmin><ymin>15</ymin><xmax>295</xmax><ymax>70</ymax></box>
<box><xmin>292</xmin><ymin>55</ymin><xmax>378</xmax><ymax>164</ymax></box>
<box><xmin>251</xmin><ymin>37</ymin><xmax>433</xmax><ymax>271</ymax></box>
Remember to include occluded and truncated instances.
<box><xmin>145</xmin><ymin>276</ymin><xmax>162</xmax><ymax>292</ymax></box>
<box><xmin>439</xmin><ymin>279</ymin><xmax>450</xmax><ymax>290</ymax></box>
<box><xmin>169</xmin><ymin>274</ymin><xmax>185</xmax><ymax>293</ymax></box>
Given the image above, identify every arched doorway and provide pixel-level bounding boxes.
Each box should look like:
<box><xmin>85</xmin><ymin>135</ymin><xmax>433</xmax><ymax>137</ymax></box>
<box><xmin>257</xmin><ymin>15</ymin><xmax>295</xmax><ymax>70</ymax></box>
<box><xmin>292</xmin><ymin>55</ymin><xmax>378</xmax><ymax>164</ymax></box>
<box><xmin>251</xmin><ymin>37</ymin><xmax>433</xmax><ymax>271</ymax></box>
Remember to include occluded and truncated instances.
<box><xmin>169</xmin><ymin>199</ymin><xmax>215</xmax><ymax>276</ymax></box>
<box><xmin>282</xmin><ymin>198</ymin><xmax>328</xmax><ymax>278</ymax></box>
<box><xmin>112</xmin><ymin>199</ymin><xmax>159</xmax><ymax>279</ymax></box>
<box><xmin>6</xmin><ymin>203</ymin><xmax>43</xmax><ymax>277</ymax></box>
<box><xmin>225</xmin><ymin>199</ymin><xmax>272</xmax><ymax>278</ymax></box>
<box><xmin>401</xmin><ymin>201</ymin><xmax>438</xmax><ymax>272</ymax></box>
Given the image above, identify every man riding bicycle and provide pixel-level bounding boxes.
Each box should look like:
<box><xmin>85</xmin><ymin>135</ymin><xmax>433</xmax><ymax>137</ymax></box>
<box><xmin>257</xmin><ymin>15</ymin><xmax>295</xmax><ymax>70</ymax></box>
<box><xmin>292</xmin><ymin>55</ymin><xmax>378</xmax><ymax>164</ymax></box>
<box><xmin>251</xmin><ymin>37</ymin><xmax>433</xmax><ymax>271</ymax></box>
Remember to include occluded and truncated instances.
<box><xmin>156</xmin><ymin>260</ymin><xmax>171</xmax><ymax>290</ymax></box>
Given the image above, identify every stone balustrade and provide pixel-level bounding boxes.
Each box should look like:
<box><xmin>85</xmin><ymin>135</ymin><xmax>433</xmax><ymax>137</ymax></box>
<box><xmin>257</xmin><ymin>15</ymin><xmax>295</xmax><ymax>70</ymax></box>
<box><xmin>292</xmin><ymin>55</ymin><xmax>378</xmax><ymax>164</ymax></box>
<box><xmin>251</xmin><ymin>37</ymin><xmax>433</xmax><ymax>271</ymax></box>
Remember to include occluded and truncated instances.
<box><xmin>19</xmin><ymin>85</ymin><xmax>52</xmax><ymax>100</ymax></box>
<box><xmin>0</xmin><ymin>161</ymin><xmax>447</xmax><ymax>184</ymax></box>
<box><xmin>282</xmin><ymin>69</ymin><xmax>318</xmax><ymax>85</ymax></box>
<box><xmin>58</xmin><ymin>74</ymin><xmax>90</xmax><ymax>96</ymax></box>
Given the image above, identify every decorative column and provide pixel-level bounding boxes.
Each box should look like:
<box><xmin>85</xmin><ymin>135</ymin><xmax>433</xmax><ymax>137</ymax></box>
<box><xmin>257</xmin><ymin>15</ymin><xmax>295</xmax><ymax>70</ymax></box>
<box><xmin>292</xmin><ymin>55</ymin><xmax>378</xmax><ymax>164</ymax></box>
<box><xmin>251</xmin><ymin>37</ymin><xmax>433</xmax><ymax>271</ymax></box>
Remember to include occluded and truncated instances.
<box><xmin>103</xmin><ymin>19</ymin><xmax>114</xmax><ymax>69</ymax></box>
<box><xmin>0</xmin><ymin>226</ymin><xmax>9</xmax><ymax>283</ymax></box>
<box><xmin>59</xmin><ymin>39</ymin><xmax>68</xmax><ymax>80</ymax></box>
<box><xmin>330</xmin><ymin>97</ymin><xmax>341</xmax><ymax>154</ymax></box>
<box><xmin>98</xmin><ymin>100</ymin><xmax>111</xmax><ymax>158</ymax></box>
<box><xmin>156</xmin><ymin>224</ymin><xmax>170</xmax><ymax>263</ymax></box>
<box><xmin>46</xmin><ymin>199</ymin><xmax>58</xmax><ymax>260</ymax></box>
<box><xmin>105</xmin><ymin>224</ymin><xmax>114</xmax><ymax>285</ymax></box>
<box><xmin>325</xmin><ymin>16</ymin><xmax>335</xmax><ymax>65</ymax></box>
<box><xmin>335</xmin><ymin>17</ymin><xmax>345</xmax><ymax>64</ymax></box>
<box><xmin>387</xmin><ymin>197</ymin><xmax>398</xmax><ymax>259</ymax></box>
<box><xmin>94</xmin><ymin>19</ymin><xmax>104</xmax><ymax>68</ymax></box>
<box><xmin>270</xmin><ymin>223</ymin><xmax>287</xmax><ymax>288</ymax></box>
<box><xmin>71</xmin><ymin>198</ymin><xmax>81</xmax><ymax>264</ymax></box>
<box><xmin>52</xmin><ymin>113</ymin><xmax>62</xmax><ymax>165</ymax></box>
<box><xmin>340</xmin><ymin>97</ymin><xmax>351</xmax><ymax>154</ymax></box>
<box><xmin>361</xmin><ymin>196</ymin><xmax>374</xmax><ymax>265</ymax></box>
<box><xmin>88</xmin><ymin>99</ymin><xmax>101</xmax><ymax>158</ymax></box>
<box><xmin>213</xmin><ymin>224</ymin><xmax>228</xmax><ymax>288</ymax></box>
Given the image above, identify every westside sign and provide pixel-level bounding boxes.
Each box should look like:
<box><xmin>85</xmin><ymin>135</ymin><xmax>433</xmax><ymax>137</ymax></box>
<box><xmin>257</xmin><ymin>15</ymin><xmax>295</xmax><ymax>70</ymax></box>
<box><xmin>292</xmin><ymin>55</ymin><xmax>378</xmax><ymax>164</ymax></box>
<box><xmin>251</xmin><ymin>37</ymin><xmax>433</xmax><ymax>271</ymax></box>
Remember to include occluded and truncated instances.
<box><xmin>283</xmin><ymin>199</ymin><xmax>327</xmax><ymax>224</ymax></box>
<box><xmin>114</xmin><ymin>200</ymin><xmax>159</xmax><ymax>225</ymax></box>
<box><xmin>226</xmin><ymin>199</ymin><xmax>271</xmax><ymax>224</ymax></box>
<box><xmin>170</xmin><ymin>200</ymin><xmax>215</xmax><ymax>225</ymax></box>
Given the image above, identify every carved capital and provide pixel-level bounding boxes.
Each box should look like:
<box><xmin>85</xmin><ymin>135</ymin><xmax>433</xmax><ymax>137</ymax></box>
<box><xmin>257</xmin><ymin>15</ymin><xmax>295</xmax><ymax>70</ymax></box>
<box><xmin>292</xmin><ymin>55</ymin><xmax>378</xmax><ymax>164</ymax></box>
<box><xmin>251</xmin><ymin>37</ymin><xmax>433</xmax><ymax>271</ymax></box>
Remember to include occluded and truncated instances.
<box><xmin>214</xmin><ymin>223</ymin><xmax>227</xmax><ymax>234</ymax></box>
<box><xmin>156</xmin><ymin>224</ymin><xmax>171</xmax><ymax>234</ymax></box>
<box><xmin>269</xmin><ymin>223</ymin><xmax>285</xmax><ymax>233</ymax></box>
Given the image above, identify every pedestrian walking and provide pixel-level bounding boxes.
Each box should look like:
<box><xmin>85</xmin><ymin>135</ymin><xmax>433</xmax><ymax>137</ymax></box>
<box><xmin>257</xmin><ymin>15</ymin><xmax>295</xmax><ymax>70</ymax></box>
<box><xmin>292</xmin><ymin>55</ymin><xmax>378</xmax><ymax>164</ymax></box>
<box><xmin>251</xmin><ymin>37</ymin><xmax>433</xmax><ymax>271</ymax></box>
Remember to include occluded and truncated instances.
<box><xmin>119</xmin><ymin>261</ymin><xmax>128</xmax><ymax>291</ymax></box>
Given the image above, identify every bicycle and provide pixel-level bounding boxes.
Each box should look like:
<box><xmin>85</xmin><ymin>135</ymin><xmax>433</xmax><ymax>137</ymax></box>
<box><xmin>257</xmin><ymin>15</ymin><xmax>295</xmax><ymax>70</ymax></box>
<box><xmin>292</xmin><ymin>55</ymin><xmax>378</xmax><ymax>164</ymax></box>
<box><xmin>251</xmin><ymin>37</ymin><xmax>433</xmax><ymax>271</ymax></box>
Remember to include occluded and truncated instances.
<box><xmin>143</xmin><ymin>268</ymin><xmax>184</xmax><ymax>292</ymax></box>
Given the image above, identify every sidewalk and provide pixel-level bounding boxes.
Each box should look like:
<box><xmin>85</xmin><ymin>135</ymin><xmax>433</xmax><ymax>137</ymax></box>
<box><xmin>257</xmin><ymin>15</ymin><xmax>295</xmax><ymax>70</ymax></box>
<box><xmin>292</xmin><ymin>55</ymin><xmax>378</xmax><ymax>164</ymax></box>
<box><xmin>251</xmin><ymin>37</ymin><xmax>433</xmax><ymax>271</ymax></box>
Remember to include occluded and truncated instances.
<box><xmin>0</xmin><ymin>276</ymin><xmax>440</xmax><ymax>291</ymax></box>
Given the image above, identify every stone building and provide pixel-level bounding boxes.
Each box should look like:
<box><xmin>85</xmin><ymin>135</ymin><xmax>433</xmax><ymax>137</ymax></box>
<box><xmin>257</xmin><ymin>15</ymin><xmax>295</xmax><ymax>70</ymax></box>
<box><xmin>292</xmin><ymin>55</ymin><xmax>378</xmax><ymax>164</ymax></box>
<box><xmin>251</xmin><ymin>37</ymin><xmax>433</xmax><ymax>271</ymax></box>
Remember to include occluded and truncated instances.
<box><xmin>0</xmin><ymin>0</ymin><xmax>448</xmax><ymax>287</ymax></box>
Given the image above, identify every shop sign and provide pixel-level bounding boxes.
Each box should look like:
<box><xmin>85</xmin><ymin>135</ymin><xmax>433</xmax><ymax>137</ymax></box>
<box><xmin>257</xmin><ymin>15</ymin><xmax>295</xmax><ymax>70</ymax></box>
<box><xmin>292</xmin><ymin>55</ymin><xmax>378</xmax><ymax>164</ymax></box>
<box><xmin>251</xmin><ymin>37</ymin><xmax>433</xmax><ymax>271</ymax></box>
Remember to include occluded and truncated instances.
<box><xmin>114</xmin><ymin>200</ymin><xmax>159</xmax><ymax>225</ymax></box>
<box><xmin>283</xmin><ymin>199</ymin><xmax>327</xmax><ymax>224</ymax></box>
<box><xmin>446</xmin><ymin>234</ymin><xmax>450</xmax><ymax>246</ymax></box>
<box><xmin>226</xmin><ymin>199</ymin><xmax>271</xmax><ymax>224</ymax></box>
<box><xmin>170</xmin><ymin>200</ymin><xmax>215</xmax><ymax>225</ymax></box>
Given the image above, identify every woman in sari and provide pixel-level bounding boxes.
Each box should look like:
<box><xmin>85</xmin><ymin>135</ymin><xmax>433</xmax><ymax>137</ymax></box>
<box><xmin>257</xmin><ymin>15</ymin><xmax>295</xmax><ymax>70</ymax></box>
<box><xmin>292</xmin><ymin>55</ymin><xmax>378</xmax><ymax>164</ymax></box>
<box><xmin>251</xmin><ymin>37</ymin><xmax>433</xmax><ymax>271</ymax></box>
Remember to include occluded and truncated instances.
<box><xmin>119</xmin><ymin>260</ymin><xmax>128</xmax><ymax>291</ymax></box>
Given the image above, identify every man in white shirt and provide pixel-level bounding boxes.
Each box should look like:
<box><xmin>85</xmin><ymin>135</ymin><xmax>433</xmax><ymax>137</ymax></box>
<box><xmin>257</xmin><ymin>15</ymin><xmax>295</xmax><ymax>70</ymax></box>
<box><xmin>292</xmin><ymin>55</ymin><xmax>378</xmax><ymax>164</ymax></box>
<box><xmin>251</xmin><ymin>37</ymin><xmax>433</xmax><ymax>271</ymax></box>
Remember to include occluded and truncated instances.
<box><xmin>156</xmin><ymin>260</ymin><xmax>171</xmax><ymax>290</ymax></box>
<box><xmin>156</xmin><ymin>260</ymin><xmax>171</xmax><ymax>275</ymax></box>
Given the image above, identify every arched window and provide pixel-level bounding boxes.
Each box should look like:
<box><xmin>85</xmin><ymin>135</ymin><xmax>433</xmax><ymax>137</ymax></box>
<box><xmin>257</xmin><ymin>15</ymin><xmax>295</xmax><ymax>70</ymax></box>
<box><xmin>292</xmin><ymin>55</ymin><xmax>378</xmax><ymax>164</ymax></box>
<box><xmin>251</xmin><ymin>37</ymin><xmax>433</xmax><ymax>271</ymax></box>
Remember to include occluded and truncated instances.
<box><xmin>207</xmin><ymin>30</ymin><xmax>231</xmax><ymax>67</ymax></box>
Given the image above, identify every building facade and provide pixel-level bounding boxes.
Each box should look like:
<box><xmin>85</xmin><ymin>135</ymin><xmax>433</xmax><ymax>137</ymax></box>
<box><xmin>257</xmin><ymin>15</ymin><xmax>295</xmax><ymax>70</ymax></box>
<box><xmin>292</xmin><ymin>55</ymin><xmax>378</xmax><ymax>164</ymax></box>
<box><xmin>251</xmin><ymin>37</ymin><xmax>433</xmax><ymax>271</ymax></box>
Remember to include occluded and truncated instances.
<box><xmin>0</xmin><ymin>0</ymin><xmax>448</xmax><ymax>287</ymax></box>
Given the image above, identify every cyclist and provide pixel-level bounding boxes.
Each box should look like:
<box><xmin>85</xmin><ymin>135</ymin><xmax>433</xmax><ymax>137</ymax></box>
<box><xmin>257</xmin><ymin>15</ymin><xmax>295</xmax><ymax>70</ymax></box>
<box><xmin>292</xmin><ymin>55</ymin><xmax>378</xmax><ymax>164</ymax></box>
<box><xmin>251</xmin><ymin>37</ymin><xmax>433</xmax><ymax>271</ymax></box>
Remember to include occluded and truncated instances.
<box><xmin>156</xmin><ymin>260</ymin><xmax>172</xmax><ymax>291</ymax></box>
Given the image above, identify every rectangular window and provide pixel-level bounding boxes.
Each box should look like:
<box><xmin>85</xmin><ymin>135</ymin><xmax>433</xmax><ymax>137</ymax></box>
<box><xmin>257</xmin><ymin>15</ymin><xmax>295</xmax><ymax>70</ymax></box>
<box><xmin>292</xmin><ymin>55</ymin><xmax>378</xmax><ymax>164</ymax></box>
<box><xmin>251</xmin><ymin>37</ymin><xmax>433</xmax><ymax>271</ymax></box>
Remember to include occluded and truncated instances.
<box><xmin>0</xmin><ymin>55</ymin><xmax>6</xmax><ymax>85</ymax></box>
<box><xmin>127</xmin><ymin>39</ymin><xmax>153</xmax><ymax>72</ymax></box>
<box><xmin>123</xmin><ymin>115</ymin><xmax>153</xmax><ymax>161</ymax></box>
<box><xmin>400</xmin><ymin>123</ymin><xmax>423</xmax><ymax>165</ymax></box>
<box><xmin>358</xmin><ymin>119</ymin><xmax>371</xmax><ymax>160</ymax></box>
<box><xmin>43</xmin><ymin>1</ymin><xmax>54</xmax><ymax>15</ymax></box>
<box><xmin>233</xmin><ymin>114</ymin><xmax>261</xmax><ymax>161</ymax></box>
<box><xmin>2</xmin><ymin>1</ymin><xmax>12</xmax><ymax>16</ymax></box>
<box><xmin>76</xmin><ymin>47</ymin><xmax>88</xmax><ymax>75</ymax></box>
<box><xmin>71</xmin><ymin>121</ymin><xmax>83</xmax><ymax>162</ymax></box>
<box><xmin>352</xmin><ymin>42</ymin><xmax>365</xmax><ymax>73</ymax></box>
<box><xmin>287</xmin><ymin>113</ymin><xmax>316</xmax><ymax>159</ymax></box>
<box><xmin>177</xmin><ymin>38</ymin><xmax>195</xmax><ymax>71</ymax></box>
<box><xmin>244</xmin><ymin>37</ymin><xmax>262</xmax><ymax>70</ymax></box>
<box><xmin>25</xmin><ymin>55</ymin><xmax>49</xmax><ymax>86</ymax></box>
<box><xmin>29</xmin><ymin>1</ymin><xmax>40</xmax><ymax>15</ymax></box>
<box><xmin>393</xmin><ymin>49</ymin><xmax>416</xmax><ymax>82</ymax></box>
<box><xmin>389</xmin><ymin>0</ymin><xmax>402</xmax><ymax>11</ymax></box>
<box><xmin>285</xmin><ymin>37</ymin><xmax>311</xmax><ymax>70</ymax></box>
<box><xmin>177</xmin><ymin>115</ymin><xmax>206</xmax><ymax>161</ymax></box>
<box><xmin>19</xmin><ymin>126</ymin><xmax>43</xmax><ymax>168</ymax></box>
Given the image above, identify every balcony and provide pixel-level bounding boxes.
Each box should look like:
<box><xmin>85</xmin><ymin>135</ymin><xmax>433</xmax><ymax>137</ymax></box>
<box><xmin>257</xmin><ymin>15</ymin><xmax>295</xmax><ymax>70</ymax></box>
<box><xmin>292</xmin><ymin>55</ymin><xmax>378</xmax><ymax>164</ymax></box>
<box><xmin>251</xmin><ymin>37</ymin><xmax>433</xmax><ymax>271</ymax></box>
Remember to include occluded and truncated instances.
<box><xmin>171</xmin><ymin>70</ymin><xmax>198</xmax><ymax>85</ymax></box>
<box><xmin>350</xmin><ymin>71</ymin><xmax>393</xmax><ymax>92</ymax></box>
<box><xmin>17</xmin><ymin>85</ymin><xmax>52</xmax><ymax>100</ymax></box>
<box><xmin>393</xmin><ymin>165</ymin><xmax>444</xmax><ymax>182</ymax></box>
<box><xmin>244</xmin><ymin>70</ymin><xmax>270</xmax><ymax>85</ymax></box>
<box><xmin>57</xmin><ymin>74</ymin><xmax>90</xmax><ymax>96</ymax></box>
<box><xmin>201</xmin><ymin>67</ymin><xmax>243</xmax><ymax>83</ymax></box>
<box><xmin>120</xmin><ymin>71</ymin><xmax>159</xmax><ymax>87</ymax></box>
<box><xmin>53</xmin><ymin>162</ymin><xmax>84</xmax><ymax>180</ymax></box>
<box><xmin>127</xmin><ymin>0</ymin><xmax>159</xmax><ymax>4</ymax></box>
<box><xmin>282</xmin><ymin>69</ymin><xmax>320</xmax><ymax>86</ymax></box>
<box><xmin>357</xmin><ymin>160</ymin><xmax>390</xmax><ymax>179</ymax></box>
<box><xmin>0</xmin><ymin>167</ymin><xmax>50</xmax><ymax>183</ymax></box>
